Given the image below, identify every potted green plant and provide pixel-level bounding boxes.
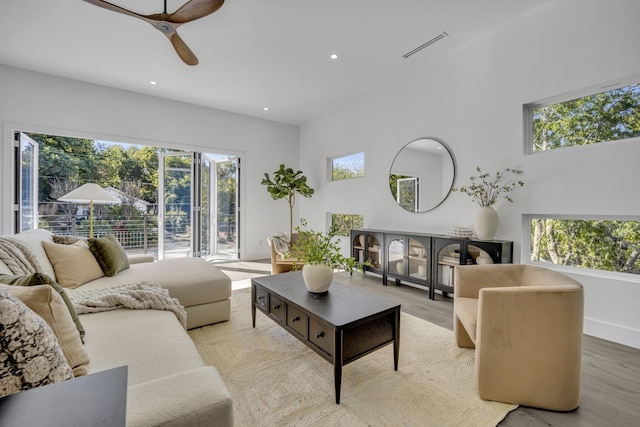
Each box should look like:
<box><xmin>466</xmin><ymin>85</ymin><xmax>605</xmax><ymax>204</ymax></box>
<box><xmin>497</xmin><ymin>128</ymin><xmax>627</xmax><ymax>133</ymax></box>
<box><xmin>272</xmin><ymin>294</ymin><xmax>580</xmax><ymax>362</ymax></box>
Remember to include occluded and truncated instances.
<box><xmin>289</xmin><ymin>219</ymin><xmax>369</xmax><ymax>293</ymax></box>
<box><xmin>452</xmin><ymin>167</ymin><xmax>524</xmax><ymax>240</ymax></box>
<box><xmin>261</xmin><ymin>164</ymin><xmax>315</xmax><ymax>237</ymax></box>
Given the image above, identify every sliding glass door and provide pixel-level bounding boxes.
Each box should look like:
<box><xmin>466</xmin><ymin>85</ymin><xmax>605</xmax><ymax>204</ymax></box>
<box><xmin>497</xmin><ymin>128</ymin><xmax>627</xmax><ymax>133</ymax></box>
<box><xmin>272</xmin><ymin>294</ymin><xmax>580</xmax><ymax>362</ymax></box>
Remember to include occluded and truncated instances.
<box><xmin>14</xmin><ymin>130</ymin><xmax>240</xmax><ymax>261</ymax></box>
<box><xmin>158</xmin><ymin>152</ymin><xmax>239</xmax><ymax>260</ymax></box>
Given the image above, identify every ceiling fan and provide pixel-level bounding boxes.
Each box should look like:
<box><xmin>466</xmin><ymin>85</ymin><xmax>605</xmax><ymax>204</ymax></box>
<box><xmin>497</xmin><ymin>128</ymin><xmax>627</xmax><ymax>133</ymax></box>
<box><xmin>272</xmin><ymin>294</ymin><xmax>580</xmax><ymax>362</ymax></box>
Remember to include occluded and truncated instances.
<box><xmin>84</xmin><ymin>0</ymin><xmax>225</xmax><ymax>65</ymax></box>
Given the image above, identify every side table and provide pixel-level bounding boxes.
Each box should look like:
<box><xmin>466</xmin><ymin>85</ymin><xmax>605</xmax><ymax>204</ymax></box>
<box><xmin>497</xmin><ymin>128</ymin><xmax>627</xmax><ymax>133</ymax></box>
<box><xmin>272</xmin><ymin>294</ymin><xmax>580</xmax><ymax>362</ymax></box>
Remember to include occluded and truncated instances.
<box><xmin>0</xmin><ymin>365</ymin><xmax>128</xmax><ymax>427</ymax></box>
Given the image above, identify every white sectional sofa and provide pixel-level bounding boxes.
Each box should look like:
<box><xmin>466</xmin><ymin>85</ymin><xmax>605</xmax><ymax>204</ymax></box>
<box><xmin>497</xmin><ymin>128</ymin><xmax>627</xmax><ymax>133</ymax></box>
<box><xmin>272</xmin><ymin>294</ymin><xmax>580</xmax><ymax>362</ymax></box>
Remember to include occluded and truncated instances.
<box><xmin>0</xmin><ymin>229</ymin><xmax>233</xmax><ymax>426</ymax></box>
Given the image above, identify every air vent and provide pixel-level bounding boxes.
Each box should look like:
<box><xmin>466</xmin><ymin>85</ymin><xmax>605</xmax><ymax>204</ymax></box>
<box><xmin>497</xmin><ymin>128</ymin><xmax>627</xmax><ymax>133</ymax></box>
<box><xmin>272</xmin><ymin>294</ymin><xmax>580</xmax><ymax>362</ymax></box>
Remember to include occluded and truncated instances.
<box><xmin>403</xmin><ymin>31</ymin><xmax>449</xmax><ymax>59</ymax></box>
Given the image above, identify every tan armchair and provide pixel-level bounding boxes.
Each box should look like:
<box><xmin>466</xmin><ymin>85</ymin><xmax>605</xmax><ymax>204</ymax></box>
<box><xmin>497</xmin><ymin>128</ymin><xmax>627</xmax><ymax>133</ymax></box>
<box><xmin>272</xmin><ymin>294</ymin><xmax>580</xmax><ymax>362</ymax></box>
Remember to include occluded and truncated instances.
<box><xmin>453</xmin><ymin>264</ymin><xmax>584</xmax><ymax>411</ymax></box>
<box><xmin>269</xmin><ymin>233</ymin><xmax>303</xmax><ymax>274</ymax></box>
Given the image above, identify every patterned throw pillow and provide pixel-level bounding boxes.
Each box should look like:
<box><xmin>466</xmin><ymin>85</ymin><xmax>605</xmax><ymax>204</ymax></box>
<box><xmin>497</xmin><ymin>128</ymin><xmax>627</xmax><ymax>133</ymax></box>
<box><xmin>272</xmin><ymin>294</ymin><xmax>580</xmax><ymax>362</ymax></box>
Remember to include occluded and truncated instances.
<box><xmin>0</xmin><ymin>273</ymin><xmax>85</xmax><ymax>341</ymax></box>
<box><xmin>1</xmin><ymin>284</ymin><xmax>90</xmax><ymax>377</ymax></box>
<box><xmin>0</xmin><ymin>288</ymin><xmax>73</xmax><ymax>398</ymax></box>
<box><xmin>52</xmin><ymin>235</ymin><xmax>87</xmax><ymax>245</ymax></box>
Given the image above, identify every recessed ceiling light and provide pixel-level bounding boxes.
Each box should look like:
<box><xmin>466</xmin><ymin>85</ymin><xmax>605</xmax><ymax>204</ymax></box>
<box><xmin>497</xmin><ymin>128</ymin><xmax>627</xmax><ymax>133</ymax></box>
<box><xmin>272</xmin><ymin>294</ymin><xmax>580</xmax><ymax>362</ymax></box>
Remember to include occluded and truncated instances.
<box><xmin>149</xmin><ymin>81</ymin><xmax>157</xmax><ymax>85</ymax></box>
<box><xmin>330</xmin><ymin>53</ymin><xmax>339</xmax><ymax>60</ymax></box>
<box><xmin>263</xmin><ymin>107</ymin><xmax>269</xmax><ymax>111</ymax></box>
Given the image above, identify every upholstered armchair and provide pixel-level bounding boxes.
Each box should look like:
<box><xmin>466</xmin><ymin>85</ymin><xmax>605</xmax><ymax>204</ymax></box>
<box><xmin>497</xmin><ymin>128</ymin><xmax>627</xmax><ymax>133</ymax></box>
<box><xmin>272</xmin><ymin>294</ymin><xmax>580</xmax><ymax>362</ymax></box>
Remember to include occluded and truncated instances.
<box><xmin>453</xmin><ymin>264</ymin><xmax>584</xmax><ymax>411</ymax></box>
<box><xmin>268</xmin><ymin>233</ymin><xmax>303</xmax><ymax>274</ymax></box>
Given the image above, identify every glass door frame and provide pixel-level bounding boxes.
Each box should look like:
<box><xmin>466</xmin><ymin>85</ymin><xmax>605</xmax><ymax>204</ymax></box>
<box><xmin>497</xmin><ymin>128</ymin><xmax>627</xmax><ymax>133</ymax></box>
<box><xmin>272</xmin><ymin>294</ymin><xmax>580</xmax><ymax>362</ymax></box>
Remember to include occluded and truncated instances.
<box><xmin>13</xmin><ymin>132</ymin><xmax>39</xmax><ymax>233</ymax></box>
<box><xmin>158</xmin><ymin>151</ymin><xmax>241</xmax><ymax>261</ymax></box>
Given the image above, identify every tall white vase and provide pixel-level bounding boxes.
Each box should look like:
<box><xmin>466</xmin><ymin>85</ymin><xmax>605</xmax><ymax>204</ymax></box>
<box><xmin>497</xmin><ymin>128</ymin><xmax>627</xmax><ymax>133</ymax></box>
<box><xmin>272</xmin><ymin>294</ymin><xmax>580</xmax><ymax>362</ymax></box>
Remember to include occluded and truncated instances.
<box><xmin>474</xmin><ymin>206</ymin><xmax>499</xmax><ymax>240</ymax></box>
<box><xmin>302</xmin><ymin>264</ymin><xmax>334</xmax><ymax>293</ymax></box>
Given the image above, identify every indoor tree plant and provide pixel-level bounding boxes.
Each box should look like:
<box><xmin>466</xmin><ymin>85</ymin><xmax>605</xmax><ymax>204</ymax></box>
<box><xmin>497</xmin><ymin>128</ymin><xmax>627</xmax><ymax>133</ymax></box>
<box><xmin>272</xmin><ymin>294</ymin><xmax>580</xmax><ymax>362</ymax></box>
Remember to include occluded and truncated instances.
<box><xmin>289</xmin><ymin>219</ymin><xmax>369</xmax><ymax>293</ymax></box>
<box><xmin>261</xmin><ymin>164</ymin><xmax>315</xmax><ymax>237</ymax></box>
<box><xmin>453</xmin><ymin>167</ymin><xmax>524</xmax><ymax>240</ymax></box>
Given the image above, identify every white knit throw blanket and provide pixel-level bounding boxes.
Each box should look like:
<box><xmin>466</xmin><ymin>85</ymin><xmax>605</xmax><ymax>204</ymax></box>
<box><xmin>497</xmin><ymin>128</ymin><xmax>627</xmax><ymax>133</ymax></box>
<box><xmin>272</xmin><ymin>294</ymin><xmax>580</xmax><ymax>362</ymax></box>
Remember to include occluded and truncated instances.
<box><xmin>0</xmin><ymin>237</ymin><xmax>45</xmax><ymax>275</ymax></box>
<box><xmin>267</xmin><ymin>233</ymin><xmax>291</xmax><ymax>256</ymax></box>
<box><xmin>68</xmin><ymin>282</ymin><xmax>187</xmax><ymax>329</ymax></box>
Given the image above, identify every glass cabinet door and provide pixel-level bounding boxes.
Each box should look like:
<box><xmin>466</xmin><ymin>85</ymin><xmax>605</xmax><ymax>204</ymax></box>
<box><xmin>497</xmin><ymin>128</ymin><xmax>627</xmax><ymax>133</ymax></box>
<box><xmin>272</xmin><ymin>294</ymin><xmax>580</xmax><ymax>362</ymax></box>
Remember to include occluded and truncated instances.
<box><xmin>366</xmin><ymin>233</ymin><xmax>383</xmax><ymax>272</ymax></box>
<box><xmin>407</xmin><ymin>238</ymin><xmax>429</xmax><ymax>281</ymax></box>
<box><xmin>435</xmin><ymin>242</ymin><xmax>462</xmax><ymax>291</ymax></box>
<box><xmin>387</xmin><ymin>236</ymin><xmax>405</xmax><ymax>277</ymax></box>
<box><xmin>352</xmin><ymin>232</ymin><xmax>365</xmax><ymax>264</ymax></box>
<box><xmin>351</xmin><ymin>230</ymin><xmax>383</xmax><ymax>273</ymax></box>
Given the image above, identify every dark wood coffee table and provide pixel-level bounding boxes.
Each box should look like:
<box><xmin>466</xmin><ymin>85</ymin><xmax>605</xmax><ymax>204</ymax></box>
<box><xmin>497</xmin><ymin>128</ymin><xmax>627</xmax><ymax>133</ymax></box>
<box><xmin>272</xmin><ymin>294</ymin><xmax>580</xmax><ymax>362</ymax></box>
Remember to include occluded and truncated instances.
<box><xmin>251</xmin><ymin>271</ymin><xmax>400</xmax><ymax>404</ymax></box>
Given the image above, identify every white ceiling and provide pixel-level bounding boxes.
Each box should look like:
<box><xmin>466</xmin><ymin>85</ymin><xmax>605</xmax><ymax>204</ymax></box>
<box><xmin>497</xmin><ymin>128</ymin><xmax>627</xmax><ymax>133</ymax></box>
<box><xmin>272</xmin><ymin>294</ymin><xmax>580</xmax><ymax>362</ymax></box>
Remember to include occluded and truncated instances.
<box><xmin>0</xmin><ymin>0</ymin><xmax>546</xmax><ymax>125</ymax></box>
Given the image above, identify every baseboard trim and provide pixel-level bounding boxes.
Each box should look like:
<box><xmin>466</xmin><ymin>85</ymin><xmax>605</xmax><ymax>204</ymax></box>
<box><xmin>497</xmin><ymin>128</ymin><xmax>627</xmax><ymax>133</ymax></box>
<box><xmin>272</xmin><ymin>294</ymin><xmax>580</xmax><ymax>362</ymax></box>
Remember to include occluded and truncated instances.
<box><xmin>584</xmin><ymin>317</ymin><xmax>640</xmax><ymax>349</ymax></box>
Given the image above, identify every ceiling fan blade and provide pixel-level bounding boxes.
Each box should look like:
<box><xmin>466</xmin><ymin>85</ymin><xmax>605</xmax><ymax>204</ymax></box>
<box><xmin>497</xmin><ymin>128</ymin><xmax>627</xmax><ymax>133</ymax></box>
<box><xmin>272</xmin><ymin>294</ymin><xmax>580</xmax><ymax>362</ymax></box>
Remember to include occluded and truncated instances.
<box><xmin>169</xmin><ymin>0</ymin><xmax>225</xmax><ymax>23</ymax></box>
<box><xmin>83</xmin><ymin>0</ymin><xmax>149</xmax><ymax>21</ymax></box>
<box><xmin>170</xmin><ymin>33</ymin><xmax>199</xmax><ymax>65</ymax></box>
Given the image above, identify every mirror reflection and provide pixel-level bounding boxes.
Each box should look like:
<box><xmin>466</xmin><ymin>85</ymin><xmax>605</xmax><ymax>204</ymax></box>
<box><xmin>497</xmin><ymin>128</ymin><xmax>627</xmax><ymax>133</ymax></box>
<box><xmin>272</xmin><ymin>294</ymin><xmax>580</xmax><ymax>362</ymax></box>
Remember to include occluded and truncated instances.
<box><xmin>389</xmin><ymin>138</ymin><xmax>455</xmax><ymax>213</ymax></box>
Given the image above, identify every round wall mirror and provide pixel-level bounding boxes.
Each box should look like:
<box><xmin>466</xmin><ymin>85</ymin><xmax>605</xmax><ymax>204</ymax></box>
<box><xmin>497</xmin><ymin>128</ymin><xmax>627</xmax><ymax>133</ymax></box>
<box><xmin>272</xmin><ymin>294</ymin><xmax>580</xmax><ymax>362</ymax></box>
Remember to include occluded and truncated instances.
<box><xmin>389</xmin><ymin>137</ymin><xmax>455</xmax><ymax>213</ymax></box>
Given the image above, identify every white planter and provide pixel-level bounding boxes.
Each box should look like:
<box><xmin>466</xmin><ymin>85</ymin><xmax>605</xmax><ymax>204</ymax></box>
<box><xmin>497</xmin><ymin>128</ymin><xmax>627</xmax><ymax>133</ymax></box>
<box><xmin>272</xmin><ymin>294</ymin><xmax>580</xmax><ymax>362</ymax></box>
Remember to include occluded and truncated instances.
<box><xmin>474</xmin><ymin>206</ymin><xmax>499</xmax><ymax>240</ymax></box>
<box><xmin>302</xmin><ymin>264</ymin><xmax>334</xmax><ymax>293</ymax></box>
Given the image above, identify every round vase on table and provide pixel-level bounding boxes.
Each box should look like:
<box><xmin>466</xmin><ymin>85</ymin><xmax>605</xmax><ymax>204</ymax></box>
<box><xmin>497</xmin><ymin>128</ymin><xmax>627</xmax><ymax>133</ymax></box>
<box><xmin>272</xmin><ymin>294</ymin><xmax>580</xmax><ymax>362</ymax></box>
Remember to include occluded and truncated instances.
<box><xmin>474</xmin><ymin>206</ymin><xmax>499</xmax><ymax>240</ymax></box>
<box><xmin>302</xmin><ymin>264</ymin><xmax>334</xmax><ymax>293</ymax></box>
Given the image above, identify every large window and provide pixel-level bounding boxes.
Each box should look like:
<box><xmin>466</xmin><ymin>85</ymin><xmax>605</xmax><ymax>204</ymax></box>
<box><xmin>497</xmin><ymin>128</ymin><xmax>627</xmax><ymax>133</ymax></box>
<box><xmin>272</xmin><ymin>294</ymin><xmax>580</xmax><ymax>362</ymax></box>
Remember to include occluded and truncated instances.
<box><xmin>526</xmin><ymin>80</ymin><xmax>640</xmax><ymax>153</ymax></box>
<box><xmin>529</xmin><ymin>217</ymin><xmax>640</xmax><ymax>276</ymax></box>
<box><xmin>330</xmin><ymin>152</ymin><xmax>364</xmax><ymax>181</ymax></box>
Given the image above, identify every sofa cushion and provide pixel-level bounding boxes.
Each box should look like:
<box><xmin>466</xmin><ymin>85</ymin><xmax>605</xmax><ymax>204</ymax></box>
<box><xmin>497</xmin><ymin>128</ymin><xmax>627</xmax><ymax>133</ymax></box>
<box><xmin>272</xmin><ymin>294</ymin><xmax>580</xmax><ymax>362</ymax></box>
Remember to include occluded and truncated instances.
<box><xmin>80</xmin><ymin>309</ymin><xmax>205</xmax><ymax>384</ymax></box>
<box><xmin>455</xmin><ymin>296</ymin><xmax>479</xmax><ymax>344</ymax></box>
<box><xmin>42</xmin><ymin>241</ymin><xmax>104</xmax><ymax>288</ymax></box>
<box><xmin>88</xmin><ymin>235</ymin><xmax>130</xmax><ymax>277</ymax></box>
<box><xmin>0</xmin><ymin>288</ymin><xmax>74</xmax><ymax>397</ymax></box>
<box><xmin>1</xmin><ymin>284</ymin><xmax>90</xmax><ymax>377</ymax></box>
<box><xmin>0</xmin><ymin>273</ymin><xmax>85</xmax><ymax>341</ymax></box>
<box><xmin>127</xmin><ymin>367</ymin><xmax>233</xmax><ymax>427</ymax></box>
<box><xmin>81</xmin><ymin>258</ymin><xmax>231</xmax><ymax>308</ymax></box>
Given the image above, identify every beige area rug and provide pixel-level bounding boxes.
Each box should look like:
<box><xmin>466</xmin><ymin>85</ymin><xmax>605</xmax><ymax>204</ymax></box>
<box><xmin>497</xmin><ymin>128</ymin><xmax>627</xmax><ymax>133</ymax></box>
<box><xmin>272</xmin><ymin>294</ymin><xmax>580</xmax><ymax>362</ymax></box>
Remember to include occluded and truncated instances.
<box><xmin>189</xmin><ymin>288</ymin><xmax>517</xmax><ymax>427</ymax></box>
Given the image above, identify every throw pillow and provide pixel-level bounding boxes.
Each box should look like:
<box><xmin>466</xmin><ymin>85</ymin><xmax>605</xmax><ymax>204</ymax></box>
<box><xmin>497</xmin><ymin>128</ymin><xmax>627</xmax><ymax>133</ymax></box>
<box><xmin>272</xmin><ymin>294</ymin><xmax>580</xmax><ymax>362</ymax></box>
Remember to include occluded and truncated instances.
<box><xmin>0</xmin><ymin>284</ymin><xmax>90</xmax><ymax>377</ymax></box>
<box><xmin>0</xmin><ymin>287</ymin><xmax>73</xmax><ymax>398</ymax></box>
<box><xmin>52</xmin><ymin>235</ymin><xmax>87</xmax><ymax>245</ymax></box>
<box><xmin>0</xmin><ymin>273</ymin><xmax>85</xmax><ymax>341</ymax></box>
<box><xmin>42</xmin><ymin>241</ymin><xmax>104</xmax><ymax>288</ymax></box>
<box><xmin>88</xmin><ymin>234</ymin><xmax>130</xmax><ymax>277</ymax></box>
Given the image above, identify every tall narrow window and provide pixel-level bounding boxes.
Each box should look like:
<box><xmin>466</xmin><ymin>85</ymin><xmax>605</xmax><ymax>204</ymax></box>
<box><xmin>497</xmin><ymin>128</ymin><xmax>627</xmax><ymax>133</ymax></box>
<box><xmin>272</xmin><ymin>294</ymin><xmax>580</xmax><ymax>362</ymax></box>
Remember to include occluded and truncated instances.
<box><xmin>331</xmin><ymin>152</ymin><xmax>364</xmax><ymax>181</ymax></box>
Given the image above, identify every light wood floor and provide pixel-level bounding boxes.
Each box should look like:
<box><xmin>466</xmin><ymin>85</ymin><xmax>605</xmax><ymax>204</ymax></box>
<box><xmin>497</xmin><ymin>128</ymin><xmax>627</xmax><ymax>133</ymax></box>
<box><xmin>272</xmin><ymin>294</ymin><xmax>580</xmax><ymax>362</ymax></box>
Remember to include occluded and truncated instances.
<box><xmin>216</xmin><ymin>260</ymin><xmax>640</xmax><ymax>427</ymax></box>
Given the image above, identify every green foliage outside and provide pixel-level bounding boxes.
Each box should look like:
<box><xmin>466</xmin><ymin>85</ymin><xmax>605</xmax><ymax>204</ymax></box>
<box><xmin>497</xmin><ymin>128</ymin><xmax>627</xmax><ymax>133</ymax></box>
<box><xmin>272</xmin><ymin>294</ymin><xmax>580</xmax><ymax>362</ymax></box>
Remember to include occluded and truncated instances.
<box><xmin>389</xmin><ymin>174</ymin><xmax>417</xmax><ymax>211</ymax></box>
<box><xmin>332</xmin><ymin>153</ymin><xmax>364</xmax><ymax>181</ymax></box>
<box><xmin>532</xmin><ymin>83</ymin><xmax>640</xmax><ymax>151</ymax></box>
<box><xmin>30</xmin><ymin>133</ymin><xmax>161</xmax><ymax>207</ymax></box>
<box><xmin>531</xmin><ymin>219</ymin><xmax>640</xmax><ymax>275</ymax></box>
<box><xmin>27</xmin><ymin>133</ymin><xmax>237</xmax><ymax>246</ymax></box>
<box><xmin>530</xmin><ymin>82</ymin><xmax>640</xmax><ymax>275</ymax></box>
<box><xmin>330</xmin><ymin>213</ymin><xmax>363</xmax><ymax>237</ymax></box>
<box><xmin>388</xmin><ymin>174</ymin><xmax>409</xmax><ymax>201</ymax></box>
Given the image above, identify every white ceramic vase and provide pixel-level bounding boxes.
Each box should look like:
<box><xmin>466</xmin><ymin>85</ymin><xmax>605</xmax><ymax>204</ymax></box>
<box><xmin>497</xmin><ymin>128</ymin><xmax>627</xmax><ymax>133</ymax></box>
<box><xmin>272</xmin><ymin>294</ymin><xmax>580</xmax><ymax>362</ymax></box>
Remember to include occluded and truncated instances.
<box><xmin>302</xmin><ymin>264</ymin><xmax>334</xmax><ymax>293</ymax></box>
<box><xmin>474</xmin><ymin>206</ymin><xmax>499</xmax><ymax>240</ymax></box>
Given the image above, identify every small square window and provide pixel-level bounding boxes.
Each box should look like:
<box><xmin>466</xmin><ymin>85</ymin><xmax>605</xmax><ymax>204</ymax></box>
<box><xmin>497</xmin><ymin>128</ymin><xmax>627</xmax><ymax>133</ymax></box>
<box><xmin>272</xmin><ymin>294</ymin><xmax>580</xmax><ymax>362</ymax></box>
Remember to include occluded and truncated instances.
<box><xmin>331</xmin><ymin>152</ymin><xmax>364</xmax><ymax>181</ymax></box>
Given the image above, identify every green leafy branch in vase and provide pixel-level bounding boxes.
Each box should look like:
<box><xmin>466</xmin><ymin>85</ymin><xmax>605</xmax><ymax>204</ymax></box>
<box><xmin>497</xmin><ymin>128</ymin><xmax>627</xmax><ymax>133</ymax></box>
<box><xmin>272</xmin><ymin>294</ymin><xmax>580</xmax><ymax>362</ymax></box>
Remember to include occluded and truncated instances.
<box><xmin>289</xmin><ymin>219</ymin><xmax>371</xmax><ymax>273</ymax></box>
<box><xmin>452</xmin><ymin>167</ymin><xmax>524</xmax><ymax>207</ymax></box>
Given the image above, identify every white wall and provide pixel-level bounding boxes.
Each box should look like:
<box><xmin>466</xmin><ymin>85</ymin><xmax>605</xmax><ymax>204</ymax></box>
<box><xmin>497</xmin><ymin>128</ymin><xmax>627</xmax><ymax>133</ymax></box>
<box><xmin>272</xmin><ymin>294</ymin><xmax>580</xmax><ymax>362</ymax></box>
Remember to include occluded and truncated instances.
<box><xmin>0</xmin><ymin>65</ymin><xmax>299</xmax><ymax>260</ymax></box>
<box><xmin>299</xmin><ymin>0</ymin><xmax>640</xmax><ymax>348</ymax></box>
